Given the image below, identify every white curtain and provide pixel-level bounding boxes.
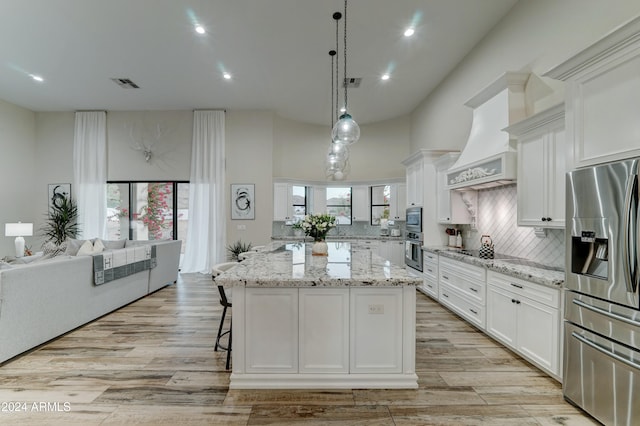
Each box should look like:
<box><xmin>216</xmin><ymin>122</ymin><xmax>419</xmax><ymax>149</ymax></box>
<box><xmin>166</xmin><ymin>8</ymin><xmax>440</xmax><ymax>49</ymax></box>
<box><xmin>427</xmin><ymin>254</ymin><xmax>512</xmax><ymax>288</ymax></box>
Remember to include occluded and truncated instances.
<box><xmin>181</xmin><ymin>110</ymin><xmax>226</xmax><ymax>273</ymax></box>
<box><xmin>73</xmin><ymin>111</ymin><xmax>107</xmax><ymax>240</ymax></box>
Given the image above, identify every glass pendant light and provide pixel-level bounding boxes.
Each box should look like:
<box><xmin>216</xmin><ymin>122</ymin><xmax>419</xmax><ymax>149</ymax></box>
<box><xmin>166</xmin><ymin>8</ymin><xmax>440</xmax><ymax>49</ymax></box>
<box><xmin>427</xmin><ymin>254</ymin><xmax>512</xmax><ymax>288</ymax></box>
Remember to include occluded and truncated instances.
<box><xmin>331</xmin><ymin>0</ymin><xmax>360</xmax><ymax>145</ymax></box>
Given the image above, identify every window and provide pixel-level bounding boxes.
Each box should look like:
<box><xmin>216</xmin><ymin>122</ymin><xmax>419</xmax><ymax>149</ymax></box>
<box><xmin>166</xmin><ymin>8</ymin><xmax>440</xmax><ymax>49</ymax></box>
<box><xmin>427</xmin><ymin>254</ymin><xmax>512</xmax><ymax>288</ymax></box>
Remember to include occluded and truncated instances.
<box><xmin>292</xmin><ymin>185</ymin><xmax>308</xmax><ymax>222</ymax></box>
<box><xmin>371</xmin><ymin>185</ymin><xmax>391</xmax><ymax>225</ymax></box>
<box><xmin>326</xmin><ymin>187</ymin><xmax>352</xmax><ymax>225</ymax></box>
<box><xmin>106</xmin><ymin>181</ymin><xmax>189</xmax><ymax>253</ymax></box>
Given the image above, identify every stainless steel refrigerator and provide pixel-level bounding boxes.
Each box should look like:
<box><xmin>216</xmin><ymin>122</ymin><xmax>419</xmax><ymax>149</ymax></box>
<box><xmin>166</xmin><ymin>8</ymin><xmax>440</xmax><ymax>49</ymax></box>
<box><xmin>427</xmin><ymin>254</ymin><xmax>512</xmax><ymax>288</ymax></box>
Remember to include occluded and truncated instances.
<box><xmin>565</xmin><ymin>159</ymin><xmax>640</xmax><ymax>426</ymax></box>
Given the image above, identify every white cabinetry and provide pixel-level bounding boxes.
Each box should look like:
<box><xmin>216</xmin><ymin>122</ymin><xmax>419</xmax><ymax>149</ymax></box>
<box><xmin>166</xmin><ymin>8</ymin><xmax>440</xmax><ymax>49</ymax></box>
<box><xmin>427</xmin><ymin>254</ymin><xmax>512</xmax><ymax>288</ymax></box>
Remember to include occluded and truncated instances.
<box><xmin>273</xmin><ymin>182</ymin><xmax>293</xmax><ymax>221</ymax></box>
<box><xmin>421</xmin><ymin>251</ymin><xmax>438</xmax><ymax>299</ymax></box>
<box><xmin>351</xmin><ymin>185</ymin><xmax>370</xmax><ymax>222</ymax></box>
<box><xmin>390</xmin><ymin>183</ymin><xmax>406</xmax><ymax>220</ymax></box>
<box><xmin>506</xmin><ymin>104</ymin><xmax>566</xmax><ymax>228</ymax></box>
<box><xmin>405</xmin><ymin>161</ymin><xmax>423</xmax><ymax>207</ymax></box>
<box><xmin>245</xmin><ymin>287</ymin><xmax>298</xmax><ymax>372</ymax></box>
<box><xmin>486</xmin><ymin>271</ymin><xmax>560</xmax><ymax>378</ymax></box>
<box><xmin>299</xmin><ymin>288</ymin><xmax>349</xmax><ymax>373</ymax></box>
<box><xmin>435</xmin><ymin>153</ymin><xmax>477</xmax><ymax>225</ymax></box>
<box><xmin>350</xmin><ymin>287</ymin><xmax>404</xmax><ymax>373</ymax></box>
<box><xmin>438</xmin><ymin>257</ymin><xmax>486</xmax><ymax>329</ymax></box>
<box><xmin>545</xmin><ymin>17</ymin><xmax>640</xmax><ymax>168</ymax></box>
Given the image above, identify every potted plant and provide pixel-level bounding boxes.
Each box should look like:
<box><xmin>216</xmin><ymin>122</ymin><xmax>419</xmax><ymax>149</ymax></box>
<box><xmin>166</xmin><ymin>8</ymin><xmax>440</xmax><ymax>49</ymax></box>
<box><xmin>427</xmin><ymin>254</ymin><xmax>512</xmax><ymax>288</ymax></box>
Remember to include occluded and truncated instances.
<box><xmin>41</xmin><ymin>195</ymin><xmax>80</xmax><ymax>246</ymax></box>
<box><xmin>300</xmin><ymin>213</ymin><xmax>336</xmax><ymax>256</ymax></box>
<box><xmin>226</xmin><ymin>240</ymin><xmax>252</xmax><ymax>261</ymax></box>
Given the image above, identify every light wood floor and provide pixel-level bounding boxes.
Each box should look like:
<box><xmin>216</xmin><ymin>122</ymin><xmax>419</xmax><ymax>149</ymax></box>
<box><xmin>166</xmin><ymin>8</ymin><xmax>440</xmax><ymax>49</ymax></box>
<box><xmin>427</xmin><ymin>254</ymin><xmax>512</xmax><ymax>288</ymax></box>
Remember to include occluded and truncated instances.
<box><xmin>0</xmin><ymin>273</ymin><xmax>597</xmax><ymax>425</ymax></box>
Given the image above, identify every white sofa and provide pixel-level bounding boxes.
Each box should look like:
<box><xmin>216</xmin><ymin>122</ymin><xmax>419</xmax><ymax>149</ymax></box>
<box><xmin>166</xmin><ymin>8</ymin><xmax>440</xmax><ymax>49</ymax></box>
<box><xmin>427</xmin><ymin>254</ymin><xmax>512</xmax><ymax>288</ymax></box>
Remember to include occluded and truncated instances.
<box><xmin>0</xmin><ymin>239</ymin><xmax>181</xmax><ymax>364</ymax></box>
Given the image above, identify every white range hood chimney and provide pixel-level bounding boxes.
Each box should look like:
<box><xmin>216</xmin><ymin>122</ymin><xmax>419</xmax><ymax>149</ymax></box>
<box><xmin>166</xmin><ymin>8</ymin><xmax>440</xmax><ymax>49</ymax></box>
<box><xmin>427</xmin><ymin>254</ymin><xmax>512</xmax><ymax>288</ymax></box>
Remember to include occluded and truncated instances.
<box><xmin>447</xmin><ymin>72</ymin><xmax>529</xmax><ymax>190</ymax></box>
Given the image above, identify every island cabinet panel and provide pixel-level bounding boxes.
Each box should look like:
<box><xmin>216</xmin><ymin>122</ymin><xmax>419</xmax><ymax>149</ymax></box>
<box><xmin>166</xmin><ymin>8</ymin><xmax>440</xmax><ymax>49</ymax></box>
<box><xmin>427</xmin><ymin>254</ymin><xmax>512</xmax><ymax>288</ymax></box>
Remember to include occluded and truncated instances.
<box><xmin>244</xmin><ymin>288</ymin><xmax>298</xmax><ymax>373</ymax></box>
<box><xmin>299</xmin><ymin>288</ymin><xmax>349</xmax><ymax>373</ymax></box>
<box><xmin>350</xmin><ymin>288</ymin><xmax>403</xmax><ymax>373</ymax></box>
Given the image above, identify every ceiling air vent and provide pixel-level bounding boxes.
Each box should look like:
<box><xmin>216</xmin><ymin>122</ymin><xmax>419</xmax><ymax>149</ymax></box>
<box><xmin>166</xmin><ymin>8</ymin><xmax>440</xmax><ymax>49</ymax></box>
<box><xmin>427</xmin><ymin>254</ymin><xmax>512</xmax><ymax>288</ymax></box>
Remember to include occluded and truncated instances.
<box><xmin>343</xmin><ymin>77</ymin><xmax>361</xmax><ymax>88</ymax></box>
<box><xmin>111</xmin><ymin>78</ymin><xmax>140</xmax><ymax>89</ymax></box>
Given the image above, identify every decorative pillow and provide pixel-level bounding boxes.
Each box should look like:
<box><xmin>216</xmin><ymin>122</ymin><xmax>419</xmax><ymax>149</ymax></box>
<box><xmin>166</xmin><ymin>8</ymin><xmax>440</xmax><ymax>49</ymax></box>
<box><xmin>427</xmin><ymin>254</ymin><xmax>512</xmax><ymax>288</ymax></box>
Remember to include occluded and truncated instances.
<box><xmin>42</xmin><ymin>241</ymin><xmax>68</xmax><ymax>257</ymax></box>
<box><xmin>65</xmin><ymin>238</ymin><xmax>88</xmax><ymax>256</ymax></box>
<box><xmin>76</xmin><ymin>239</ymin><xmax>105</xmax><ymax>256</ymax></box>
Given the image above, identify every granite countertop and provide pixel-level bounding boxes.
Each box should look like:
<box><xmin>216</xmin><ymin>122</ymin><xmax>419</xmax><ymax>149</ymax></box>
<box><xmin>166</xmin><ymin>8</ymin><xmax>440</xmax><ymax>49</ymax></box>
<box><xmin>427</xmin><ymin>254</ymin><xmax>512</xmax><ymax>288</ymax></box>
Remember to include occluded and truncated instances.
<box><xmin>423</xmin><ymin>246</ymin><xmax>564</xmax><ymax>288</ymax></box>
<box><xmin>273</xmin><ymin>235</ymin><xmax>404</xmax><ymax>241</ymax></box>
<box><xmin>217</xmin><ymin>241</ymin><xmax>420</xmax><ymax>288</ymax></box>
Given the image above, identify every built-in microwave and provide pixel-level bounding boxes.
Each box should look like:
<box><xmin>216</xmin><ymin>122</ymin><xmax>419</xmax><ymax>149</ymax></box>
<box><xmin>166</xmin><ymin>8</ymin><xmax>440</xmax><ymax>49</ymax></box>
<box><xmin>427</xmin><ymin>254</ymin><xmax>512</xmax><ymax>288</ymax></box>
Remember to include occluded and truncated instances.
<box><xmin>406</xmin><ymin>206</ymin><xmax>422</xmax><ymax>233</ymax></box>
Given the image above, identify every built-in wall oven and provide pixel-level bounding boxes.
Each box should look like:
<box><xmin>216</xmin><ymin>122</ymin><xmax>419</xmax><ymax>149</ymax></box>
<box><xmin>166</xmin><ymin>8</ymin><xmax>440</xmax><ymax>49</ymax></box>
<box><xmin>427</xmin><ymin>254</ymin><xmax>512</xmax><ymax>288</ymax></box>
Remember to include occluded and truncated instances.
<box><xmin>565</xmin><ymin>159</ymin><xmax>640</xmax><ymax>426</ymax></box>
<box><xmin>405</xmin><ymin>207</ymin><xmax>423</xmax><ymax>272</ymax></box>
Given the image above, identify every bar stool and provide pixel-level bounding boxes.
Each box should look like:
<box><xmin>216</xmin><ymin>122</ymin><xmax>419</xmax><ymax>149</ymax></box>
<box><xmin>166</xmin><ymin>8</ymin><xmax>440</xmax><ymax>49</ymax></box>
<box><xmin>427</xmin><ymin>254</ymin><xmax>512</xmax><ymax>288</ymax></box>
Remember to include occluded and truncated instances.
<box><xmin>212</xmin><ymin>262</ymin><xmax>237</xmax><ymax>370</ymax></box>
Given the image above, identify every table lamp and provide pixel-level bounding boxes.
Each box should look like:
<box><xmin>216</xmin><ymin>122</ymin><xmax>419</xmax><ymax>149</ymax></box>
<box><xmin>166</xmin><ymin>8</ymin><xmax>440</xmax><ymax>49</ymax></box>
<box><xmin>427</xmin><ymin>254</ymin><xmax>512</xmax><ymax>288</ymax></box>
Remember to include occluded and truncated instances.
<box><xmin>5</xmin><ymin>222</ymin><xmax>33</xmax><ymax>258</ymax></box>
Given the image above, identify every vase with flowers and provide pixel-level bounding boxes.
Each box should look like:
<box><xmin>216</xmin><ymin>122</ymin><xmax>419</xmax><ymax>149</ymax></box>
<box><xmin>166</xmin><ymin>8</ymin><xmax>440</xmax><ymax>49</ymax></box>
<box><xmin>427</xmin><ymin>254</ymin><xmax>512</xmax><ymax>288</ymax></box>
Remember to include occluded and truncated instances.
<box><xmin>301</xmin><ymin>213</ymin><xmax>336</xmax><ymax>256</ymax></box>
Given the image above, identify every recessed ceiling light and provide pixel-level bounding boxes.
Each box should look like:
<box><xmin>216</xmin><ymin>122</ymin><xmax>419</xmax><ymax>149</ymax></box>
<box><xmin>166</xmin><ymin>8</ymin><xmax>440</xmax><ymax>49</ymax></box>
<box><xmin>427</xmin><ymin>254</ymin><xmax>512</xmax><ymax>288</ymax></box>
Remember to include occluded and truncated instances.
<box><xmin>223</xmin><ymin>72</ymin><xmax>232</xmax><ymax>80</ymax></box>
<box><xmin>404</xmin><ymin>27</ymin><xmax>415</xmax><ymax>37</ymax></box>
<box><xmin>381</xmin><ymin>73</ymin><xmax>390</xmax><ymax>81</ymax></box>
<box><xmin>30</xmin><ymin>74</ymin><xmax>44</xmax><ymax>82</ymax></box>
<box><xmin>195</xmin><ymin>25</ymin><xmax>206</xmax><ymax>34</ymax></box>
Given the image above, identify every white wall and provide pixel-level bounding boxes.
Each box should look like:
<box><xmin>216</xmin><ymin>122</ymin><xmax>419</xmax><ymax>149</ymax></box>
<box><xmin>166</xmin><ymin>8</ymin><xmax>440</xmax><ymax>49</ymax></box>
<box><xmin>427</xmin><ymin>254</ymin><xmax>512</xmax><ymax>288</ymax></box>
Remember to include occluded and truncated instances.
<box><xmin>0</xmin><ymin>99</ymin><xmax>36</xmax><ymax>256</ymax></box>
<box><xmin>225</xmin><ymin>110</ymin><xmax>274</xmax><ymax>249</ymax></box>
<box><xmin>411</xmin><ymin>0</ymin><xmax>640</xmax><ymax>152</ymax></box>
<box><xmin>273</xmin><ymin>115</ymin><xmax>410</xmax><ymax>182</ymax></box>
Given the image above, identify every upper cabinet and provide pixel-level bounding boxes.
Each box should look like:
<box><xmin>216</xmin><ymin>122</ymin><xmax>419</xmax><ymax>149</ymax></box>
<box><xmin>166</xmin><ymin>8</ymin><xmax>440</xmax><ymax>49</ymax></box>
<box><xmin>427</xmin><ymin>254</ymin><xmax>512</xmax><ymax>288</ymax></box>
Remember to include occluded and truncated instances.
<box><xmin>505</xmin><ymin>104</ymin><xmax>567</xmax><ymax>229</ymax></box>
<box><xmin>390</xmin><ymin>183</ymin><xmax>406</xmax><ymax>221</ymax></box>
<box><xmin>405</xmin><ymin>161</ymin><xmax>424</xmax><ymax>207</ymax></box>
<box><xmin>544</xmin><ymin>16</ymin><xmax>640</xmax><ymax>168</ymax></box>
<box><xmin>273</xmin><ymin>182</ymin><xmax>294</xmax><ymax>221</ymax></box>
<box><xmin>434</xmin><ymin>153</ymin><xmax>476</xmax><ymax>225</ymax></box>
<box><xmin>351</xmin><ymin>185</ymin><xmax>370</xmax><ymax>222</ymax></box>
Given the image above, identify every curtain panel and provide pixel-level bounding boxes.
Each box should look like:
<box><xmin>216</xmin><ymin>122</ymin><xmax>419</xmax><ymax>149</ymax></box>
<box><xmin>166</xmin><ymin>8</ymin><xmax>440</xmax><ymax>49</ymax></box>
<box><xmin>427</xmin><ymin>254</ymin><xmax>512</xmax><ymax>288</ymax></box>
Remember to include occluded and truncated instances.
<box><xmin>73</xmin><ymin>111</ymin><xmax>107</xmax><ymax>240</ymax></box>
<box><xmin>181</xmin><ymin>110</ymin><xmax>226</xmax><ymax>273</ymax></box>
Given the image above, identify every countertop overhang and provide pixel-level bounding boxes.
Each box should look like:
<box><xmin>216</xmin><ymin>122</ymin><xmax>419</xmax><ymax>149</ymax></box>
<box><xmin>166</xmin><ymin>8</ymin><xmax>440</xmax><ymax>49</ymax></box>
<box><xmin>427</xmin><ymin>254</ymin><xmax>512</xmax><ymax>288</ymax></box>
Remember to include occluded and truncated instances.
<box><xmin>217</xmin><ymin>241</ymin><xmax>420</xmax><ymax>288</ymax></box>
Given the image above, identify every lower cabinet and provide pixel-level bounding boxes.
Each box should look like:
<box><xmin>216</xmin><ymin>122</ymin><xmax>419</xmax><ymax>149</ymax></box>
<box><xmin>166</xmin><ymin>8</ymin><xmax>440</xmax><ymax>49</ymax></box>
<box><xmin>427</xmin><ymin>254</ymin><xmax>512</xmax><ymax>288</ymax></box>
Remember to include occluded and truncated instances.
<box><xmin>438</xmin><ymin>257</ymin><xmax>486</xmax><ymax>329</ymax></box>
<box><xmin>421</xmin><ymin>251</ymin><xmax>438</xmax><ymax>299</ymax></box>
<box><xmin>486</xmin><ymin>270</ymin><xmax>560</xmax><ymax>378</ymax></box>
<box><xmin>243</xmin><ymin>286</ymin><xmax>405</xmax><ymax>374</ymax></box>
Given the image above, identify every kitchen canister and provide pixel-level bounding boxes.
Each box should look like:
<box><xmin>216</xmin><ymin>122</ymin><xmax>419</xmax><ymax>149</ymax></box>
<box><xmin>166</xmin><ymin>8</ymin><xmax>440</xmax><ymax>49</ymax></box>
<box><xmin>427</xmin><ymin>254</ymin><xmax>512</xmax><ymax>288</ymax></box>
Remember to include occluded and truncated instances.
<box><xmin>479</xmin><ymin>235</ymin><xmax>494</xmax><ymax>259</ymax></box>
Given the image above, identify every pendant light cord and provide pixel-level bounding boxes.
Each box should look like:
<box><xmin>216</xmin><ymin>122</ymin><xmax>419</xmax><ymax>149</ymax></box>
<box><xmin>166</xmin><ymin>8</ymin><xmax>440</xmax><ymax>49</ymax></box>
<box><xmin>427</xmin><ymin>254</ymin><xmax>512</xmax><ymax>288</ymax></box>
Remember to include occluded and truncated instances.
<box><xmin>335</xmin><ymin>12</ymin><xmax>340</xmax><ymax>122</ymax></box>
<box><xmin>343</xmin><ymin>0</ymin><xmax>348</xmax><ymax>113</ymax></box>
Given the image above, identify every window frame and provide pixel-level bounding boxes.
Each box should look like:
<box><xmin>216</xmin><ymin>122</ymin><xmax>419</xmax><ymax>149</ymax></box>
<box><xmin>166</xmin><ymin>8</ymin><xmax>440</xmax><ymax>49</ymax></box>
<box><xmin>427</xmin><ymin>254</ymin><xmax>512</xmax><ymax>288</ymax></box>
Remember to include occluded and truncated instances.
<box><xmin>370</xmin><ymin>184</ymin><xmax>391</xmax><ymax>226</ymax></box>
<box><xmin>325</xmin><ymin>186</ymin><xmax>353</xmax><ymax>226</ymax></box>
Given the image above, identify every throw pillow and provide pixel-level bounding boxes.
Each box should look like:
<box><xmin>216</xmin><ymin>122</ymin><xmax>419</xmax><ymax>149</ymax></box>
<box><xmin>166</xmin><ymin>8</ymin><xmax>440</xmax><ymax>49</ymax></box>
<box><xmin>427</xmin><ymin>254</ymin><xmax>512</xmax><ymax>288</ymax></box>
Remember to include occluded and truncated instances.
<box><xmin>42</xmin><ymin>241</ymin><xmax>67</xmax><ymax>257</ymax></box>
<box><xmin>65</xmin><ymin>238</ymin><xmax>88</xmax><ymax>256</ymax></box>
<box><xmin>76</xmin><ymin>239</ymin><xmax>106</xmax><ymax>256</ymax></box>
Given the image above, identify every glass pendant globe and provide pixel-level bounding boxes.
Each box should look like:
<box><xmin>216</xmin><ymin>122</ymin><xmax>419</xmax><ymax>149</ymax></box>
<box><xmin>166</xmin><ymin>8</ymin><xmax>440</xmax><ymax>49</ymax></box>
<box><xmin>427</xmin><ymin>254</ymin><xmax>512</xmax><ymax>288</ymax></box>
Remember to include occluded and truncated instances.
<box><xmin>331</xmin><ymin>113</ymin><xmax>360</xmax><ymax>145</ymax></box>
<box><xmin>328</xmin><ymin>143</ymin><xmax>349</xmax><ymax>162</ymax></box>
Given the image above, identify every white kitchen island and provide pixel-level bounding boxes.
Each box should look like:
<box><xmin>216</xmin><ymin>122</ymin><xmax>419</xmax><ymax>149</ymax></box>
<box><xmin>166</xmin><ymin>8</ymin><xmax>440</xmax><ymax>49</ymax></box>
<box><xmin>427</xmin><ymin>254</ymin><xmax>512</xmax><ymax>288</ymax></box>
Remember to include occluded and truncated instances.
<box><xmin>216</xmin><ymin>241</ymin><xmax>420</xmax><ymax>389</ymax></box>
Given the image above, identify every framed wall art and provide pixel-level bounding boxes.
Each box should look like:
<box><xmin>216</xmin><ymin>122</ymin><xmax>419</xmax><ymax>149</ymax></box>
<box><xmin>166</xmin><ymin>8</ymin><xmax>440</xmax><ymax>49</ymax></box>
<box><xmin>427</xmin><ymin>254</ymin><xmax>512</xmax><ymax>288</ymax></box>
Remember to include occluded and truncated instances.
<box><xmin>231</xmin><ymin>183</ymin><xmax>255</xmax><ymax>220</ymax></box>
<box><xmin>48</xmin><ymin>183</ymin><xmax>71</xmax><ymax>216</ymax></box>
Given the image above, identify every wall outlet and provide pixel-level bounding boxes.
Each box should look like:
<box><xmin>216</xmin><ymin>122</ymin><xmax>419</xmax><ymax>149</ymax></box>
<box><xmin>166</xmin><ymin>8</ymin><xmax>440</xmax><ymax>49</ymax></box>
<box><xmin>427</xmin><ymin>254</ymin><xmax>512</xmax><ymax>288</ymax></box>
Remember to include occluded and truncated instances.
<box><xmin>368</xmin><ymin>304</ymin><xmax>384</xmax><ymax>314</ymax></box>
<box><xmin>237</xmin><ymin>224</ymin><xmax>246</xmax><ymax>230</ymax></box>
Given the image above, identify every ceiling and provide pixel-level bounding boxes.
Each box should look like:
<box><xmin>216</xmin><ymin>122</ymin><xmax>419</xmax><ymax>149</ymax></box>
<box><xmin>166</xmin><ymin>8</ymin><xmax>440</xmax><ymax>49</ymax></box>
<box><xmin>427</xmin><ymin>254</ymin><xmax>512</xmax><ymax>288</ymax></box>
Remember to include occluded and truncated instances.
<box><xmin>0</xmin><ymin>0</ymin><xmax>519</xmax><ymax>126</ymax></box>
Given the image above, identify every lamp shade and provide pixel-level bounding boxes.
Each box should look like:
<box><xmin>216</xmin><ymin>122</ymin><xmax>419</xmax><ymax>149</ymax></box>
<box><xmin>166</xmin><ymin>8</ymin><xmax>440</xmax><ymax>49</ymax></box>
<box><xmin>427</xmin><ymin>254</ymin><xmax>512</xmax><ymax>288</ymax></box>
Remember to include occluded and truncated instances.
<box><xmin>5</xmin><ymin>222</ymin><xmax>33</xmax><ymax>237</ymax></box>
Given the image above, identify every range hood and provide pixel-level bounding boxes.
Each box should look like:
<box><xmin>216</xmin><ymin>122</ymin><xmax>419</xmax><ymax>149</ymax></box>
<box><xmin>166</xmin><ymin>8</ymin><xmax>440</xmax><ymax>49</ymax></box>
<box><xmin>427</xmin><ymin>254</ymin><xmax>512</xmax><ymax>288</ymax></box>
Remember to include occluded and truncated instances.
<box><xmin>447</xmin><ymin>72</ymin><xmax>529</xmax><ymax>190</ymax></box>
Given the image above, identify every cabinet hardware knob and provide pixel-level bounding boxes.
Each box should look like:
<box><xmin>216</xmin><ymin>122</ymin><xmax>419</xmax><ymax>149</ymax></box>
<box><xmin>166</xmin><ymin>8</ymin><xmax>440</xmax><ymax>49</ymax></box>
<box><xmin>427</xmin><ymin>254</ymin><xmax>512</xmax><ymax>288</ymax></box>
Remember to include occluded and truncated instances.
<box><xmin>510</xmin><ymin>283</ymin><xmax>523</xmax><ymax>289</ymax></box>
<box><xmin>443</xmin><ymin>293</ymin><xmax>449</xmax><ymax>298</ymax></box>
<box><xmin>541</xmin><ymin>217</ymin><xmax>547</xmax><ymax>221</ymax></box>
<box><xmin>442</xmin><ymin>275</ymin><xmax>449</xmax><ymax>280</ymax></box>
<box><xmin>469</xmin><ymin>287</ymin><xmax>478</xmax><ymax>292</ymax></box>
<box><xmin>469</xmin><ymin>308</ymin><xmax>478</xmax><ymax>314</ymax></box>
<box><xmin>516</xmin><ymin>300</ymin><xmax>521</xmax><ymax>304</ymax></box>
<box><xmin>547</xmin><ymin>217</ymin><xmax>552</xmax><ymax>221</ymax></box>
<box><xmin>511</xmin><ymin>299</ymin><xmax>517</xmax><ymax>303</ymax></box>
<box><xmin>427</xmin><ymin>268</ymin><xmax>433</xmax><ymax>273</ymax></box>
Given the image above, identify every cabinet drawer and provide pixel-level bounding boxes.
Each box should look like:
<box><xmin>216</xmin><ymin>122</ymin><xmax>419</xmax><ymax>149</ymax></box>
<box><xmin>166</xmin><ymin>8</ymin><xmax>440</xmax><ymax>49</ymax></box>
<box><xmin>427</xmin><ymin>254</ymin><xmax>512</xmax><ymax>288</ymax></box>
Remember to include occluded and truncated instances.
<box><xmin>424</xmin><ymin>251</ymin><xmax>438</xmax><ymax>264</ymax></box>
<box><xmin>439</xmin><ymin>257</ymin><xmax>485</xmax><ymax>282</ymax></box>
<box><xmin>487</xmin><ymin>270</ymin><xmax>559</xmax><ymax>308</ymax></box>
<box><xmin>421</xmin><ymin>276</ymin><xmax>438</xmax><ymax>299</ymax></box>
<box><xmin>439</xmin><ymin>282</ymin><xmax>485</xmax><ymax>329</ymax></box>
<box><xmin>422</xmin><ymin>260</ymin><xmax>438</xmax><ymax>282</ymax></box>
<box><xmin>439</xmin><ymin>266</ymin><xmax>485</xmax><ymax>305</ymax></box>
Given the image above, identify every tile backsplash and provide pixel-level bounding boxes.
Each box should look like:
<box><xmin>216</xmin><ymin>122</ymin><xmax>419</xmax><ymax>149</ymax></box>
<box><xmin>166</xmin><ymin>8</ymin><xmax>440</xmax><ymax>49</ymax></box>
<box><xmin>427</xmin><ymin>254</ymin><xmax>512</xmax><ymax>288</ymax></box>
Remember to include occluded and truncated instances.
<box><xmin>460</xmin><ymin>184</ymin><xmax>565</xmax><ymax>268</ymax></box>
